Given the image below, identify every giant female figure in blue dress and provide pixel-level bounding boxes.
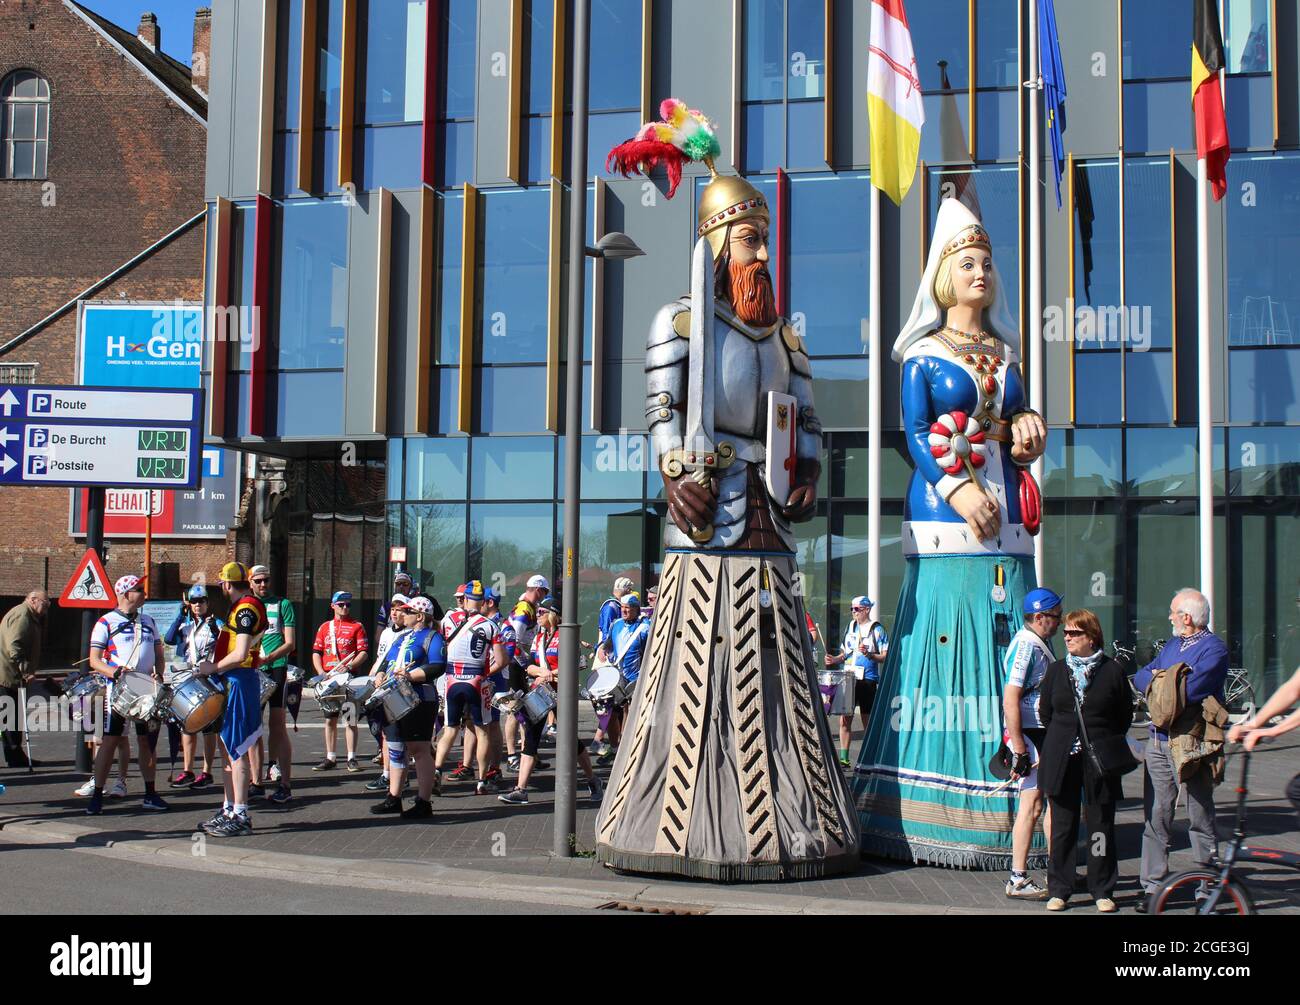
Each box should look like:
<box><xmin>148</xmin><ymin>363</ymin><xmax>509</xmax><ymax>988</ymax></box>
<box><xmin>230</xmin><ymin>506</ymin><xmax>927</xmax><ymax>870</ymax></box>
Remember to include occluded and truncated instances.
<box><xmin>852</xmin><ymin>198</ymin><xmax>1049</xmax><ymax>868</ymax></box>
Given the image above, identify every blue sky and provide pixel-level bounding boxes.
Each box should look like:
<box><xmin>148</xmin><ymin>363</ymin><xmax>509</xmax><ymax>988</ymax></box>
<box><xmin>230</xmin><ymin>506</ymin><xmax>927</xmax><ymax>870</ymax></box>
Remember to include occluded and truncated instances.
<box><xmin>83</xmin><ymin>1</ymin><xmax>199</xmax><ymax>66</ymax></box>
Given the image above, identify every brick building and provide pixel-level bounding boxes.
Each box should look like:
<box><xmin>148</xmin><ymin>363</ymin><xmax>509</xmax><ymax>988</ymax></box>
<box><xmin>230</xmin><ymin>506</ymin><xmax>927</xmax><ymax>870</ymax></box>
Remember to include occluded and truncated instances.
<box><xmin>0</xmin><ymin>1</ymin><xmax>229</xmax><ymax>662</ymax></box>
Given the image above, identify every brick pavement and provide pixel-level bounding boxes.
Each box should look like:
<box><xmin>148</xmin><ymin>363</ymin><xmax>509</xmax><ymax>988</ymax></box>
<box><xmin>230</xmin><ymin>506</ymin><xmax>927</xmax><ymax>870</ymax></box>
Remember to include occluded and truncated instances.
<box><xmin>3</xmin><ymin>691</ymin><xmax>1298</xmax><ymax>914</ymax></box>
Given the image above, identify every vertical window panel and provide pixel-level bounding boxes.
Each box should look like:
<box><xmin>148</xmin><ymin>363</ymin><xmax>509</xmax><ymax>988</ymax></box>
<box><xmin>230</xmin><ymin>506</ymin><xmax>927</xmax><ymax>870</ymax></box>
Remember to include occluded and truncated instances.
<box><xmin>1043</xmin><ymin>501</ymin><xmax>1126</xmax><ymax>649</ymax></box>
<box><xmin>587</xmin><ymin>0</ymin><xmax>641</xmax><ymax>111</ymax></box>
<box><xmin>975</xmin><ymin>0</ymin><xmax>1018</xmax><ymax>88</ymax></box>
<box><xmin>444</xmin><ymin>0</ymin><xmax>478</xmax><ymax>119</ymax></box>
<box><xmin>274</xmin><ymin>0</ymin><xmax>305</xmax><ymax>129</ymax></box>
<box><xmin>273</xmin><ymin>198</ymin><xmax>350</xmax><ymax>370</ymax></box>
<box><xmin>744</xmin><ymin>0</ymin><xmax>786</xmax><ymax>101</ymax></box>
<box><xmin>437</xmin><ymin>191</ymin><xmax>464</xmax><ymax>363</ymax></box>
<box><xmin>1072</xmin><ymin>161</ymin><xmax>1120</xmax><ymax>351</ymax></box>
<box><xmin>1123</xmin><ymin>158</ymin><xmax>1173</xmax><ymax>350</ymax></box>
<box><xmin>1231</xmin><ymin>500</ymin><xmax>1300</xmax><ymax>695</ymax></box>
<box><xmin>406</xmin><ymin>437</ymin><xmax>470</xmax><ymax>499</ymax></box>
<box><xmin>908</xmin><ymin>0</ymin><xmax>969</xmax><ymax>91</ymax></box>
<box><xmin>358</xmin><ymin>0</ymin><xmax>427</xmax><ymax>125</ymax></box>
<box><xmin>470</xmin><ymin>436</ymin><xmax>555</xmax><ymax>498</ymax></box>
<box><xmin>317</xmin><ymin>0</ymin><xmax>346</xmax><ymax>127</ymax></box>
<box><xmin>1121</xmin><ymin>0</ymin><xmax>1187</xmax><ymax>80</ymax></box>
<box><xmin>788</xmin><ymin>173</ymin><xmax>871</xmax><ymax>356</ymax></box>
<box><xmin>1224</xmin><ymin>0</ymin><xmax>1271</xmax><ymax>73</ymax></box>
<box><xmin>470</xmin><ymin>502</ymin><xmax>555</xmax><ymax>582</ymax></box>
<box><xmin>786</xmin><ymin>0</ymin><xmax>825</xmax><ymax>99</ymax></box>
<box><xmin>479</xmin><ymin>188</ymin><xmax>552</xmax><ymax>364</ymax></box>
<box><xmin>407</xmin><ymin>502</ymin><xmax>469</xmax><ymax>596</ymax></box>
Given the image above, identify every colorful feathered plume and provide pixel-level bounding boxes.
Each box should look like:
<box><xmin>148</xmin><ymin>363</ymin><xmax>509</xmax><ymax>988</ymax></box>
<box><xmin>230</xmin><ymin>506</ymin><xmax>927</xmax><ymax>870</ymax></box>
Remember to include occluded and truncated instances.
<box><xmin>605</xmin><ymin>98</ymin><xmax>721</xmax><ymax>199</ymax></box>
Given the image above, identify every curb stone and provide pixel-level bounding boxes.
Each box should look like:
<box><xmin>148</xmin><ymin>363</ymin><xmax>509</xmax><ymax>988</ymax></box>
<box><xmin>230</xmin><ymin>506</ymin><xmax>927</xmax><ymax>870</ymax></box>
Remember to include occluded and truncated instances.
<box><xmin>0</xmin><ymin>815</ymin><xmax>1013</xmax><ymax>915</ymax></box>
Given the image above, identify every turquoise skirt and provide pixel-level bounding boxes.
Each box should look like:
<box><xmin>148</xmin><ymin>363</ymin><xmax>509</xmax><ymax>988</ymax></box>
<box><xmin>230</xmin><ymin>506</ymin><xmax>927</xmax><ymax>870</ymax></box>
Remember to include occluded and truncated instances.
<box><xmin>852</xmin><ymin>552</ymin><xmax>1047</xmax><ymax>869</ymax></box>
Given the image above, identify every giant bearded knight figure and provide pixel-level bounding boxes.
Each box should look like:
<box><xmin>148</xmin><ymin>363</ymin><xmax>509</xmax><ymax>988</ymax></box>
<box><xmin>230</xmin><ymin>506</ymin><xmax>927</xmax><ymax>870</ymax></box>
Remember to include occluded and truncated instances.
<box><xmin>596</xmin><ymin>100</ymin><xmax>860</xmax><ymax>880</ymax></box>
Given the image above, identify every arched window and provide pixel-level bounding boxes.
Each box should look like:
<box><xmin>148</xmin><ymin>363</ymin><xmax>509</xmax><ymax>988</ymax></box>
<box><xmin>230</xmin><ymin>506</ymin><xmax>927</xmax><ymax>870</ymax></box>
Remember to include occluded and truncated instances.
<box><xmin>1</xmin><ymin>70</ymin><xmax>50</xmax><ymax>179</ymax></box>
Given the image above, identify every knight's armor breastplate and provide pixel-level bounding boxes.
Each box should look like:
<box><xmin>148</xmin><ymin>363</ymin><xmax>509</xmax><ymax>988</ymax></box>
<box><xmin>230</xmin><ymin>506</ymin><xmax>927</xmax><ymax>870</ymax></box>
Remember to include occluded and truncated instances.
<box><xmin>645</xmin><ymin>298</ymin><xmax>820</xmax><ymax>553</ymax></box>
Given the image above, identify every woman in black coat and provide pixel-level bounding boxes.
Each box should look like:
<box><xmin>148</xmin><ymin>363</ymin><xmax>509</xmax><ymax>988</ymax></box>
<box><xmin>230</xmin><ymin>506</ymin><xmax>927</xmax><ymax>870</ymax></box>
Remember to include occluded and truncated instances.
<box><xmin>1037</xmin><ymin>608</ymin><xmax>1135</xmax><ymax>912</ymax></box>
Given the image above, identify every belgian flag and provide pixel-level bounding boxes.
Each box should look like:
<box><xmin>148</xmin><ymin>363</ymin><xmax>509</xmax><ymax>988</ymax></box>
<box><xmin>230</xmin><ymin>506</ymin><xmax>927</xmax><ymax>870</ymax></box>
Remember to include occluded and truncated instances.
<box><xmin>1192</xmin><ymin>0</ymin><xmax>1230</xmax><ymax>201</ymax></box>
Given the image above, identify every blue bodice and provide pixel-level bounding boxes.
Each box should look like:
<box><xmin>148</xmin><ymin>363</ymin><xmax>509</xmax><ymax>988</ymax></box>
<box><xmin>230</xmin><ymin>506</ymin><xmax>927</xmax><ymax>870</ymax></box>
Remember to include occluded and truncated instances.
<box><xmin>899</xmin><ymin>334</ymin><xmax>1034</xmax><ymax>557</ymax></box>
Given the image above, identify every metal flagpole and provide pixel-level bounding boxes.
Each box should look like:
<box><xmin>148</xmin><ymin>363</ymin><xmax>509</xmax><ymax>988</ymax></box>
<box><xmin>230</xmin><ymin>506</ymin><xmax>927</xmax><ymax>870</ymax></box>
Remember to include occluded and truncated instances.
<box><xmin>1196</xmin><ymin>157</ymin><xmax>1213</xmax><ymax>627</ymax></box>
<box><xmin>1027</xmin><ymin>0</ymin><xmax>1045</xmax><ymax>585</ymax></box>
<box><xmin>556</xmin><ymin>0</ymin><xmax>590</xmax><ymax>858</ymax></box>
<box><xmin>867</xmin><ymin>185</ymin><xmax>882</xmax><ymax>610</ymax></box>
<box><xmin>1196</xmin><ymin>2</ymin><xmax>1226</xmax><ymax>629</ymax></box>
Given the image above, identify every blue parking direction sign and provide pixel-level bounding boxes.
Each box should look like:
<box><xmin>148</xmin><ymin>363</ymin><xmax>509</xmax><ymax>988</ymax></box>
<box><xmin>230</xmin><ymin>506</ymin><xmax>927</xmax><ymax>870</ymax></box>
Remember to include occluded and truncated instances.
<box><xmin>0</xmin><ymin>383</ymin><xmax>202</xmax><ymax>490</ymax></box>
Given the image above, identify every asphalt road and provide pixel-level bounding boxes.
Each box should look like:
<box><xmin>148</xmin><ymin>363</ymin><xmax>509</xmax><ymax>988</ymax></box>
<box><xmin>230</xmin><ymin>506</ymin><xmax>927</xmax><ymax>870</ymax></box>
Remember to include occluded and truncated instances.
<box><xmin>0</xmin><ymin>837</ymin><xmax>600</xmax><ymax>915</ymax></box>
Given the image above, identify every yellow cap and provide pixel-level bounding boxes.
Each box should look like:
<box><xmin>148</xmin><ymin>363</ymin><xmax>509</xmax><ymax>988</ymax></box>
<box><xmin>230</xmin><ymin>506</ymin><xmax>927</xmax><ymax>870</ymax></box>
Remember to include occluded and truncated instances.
<box><xmin>218</xmin><ymin>561</ymin><xmax>248</xmax><ymax>583</ymax></box>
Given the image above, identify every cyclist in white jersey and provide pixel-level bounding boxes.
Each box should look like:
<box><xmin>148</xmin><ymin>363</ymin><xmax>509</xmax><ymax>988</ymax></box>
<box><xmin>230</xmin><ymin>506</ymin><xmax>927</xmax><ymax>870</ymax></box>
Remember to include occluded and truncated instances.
<box><xmin>85</xmin><ymin>575</ymin><xmax>168</xmax><ymax>816</ymax></box>
<box><xmin>433</xmin><ymin>581</ymin><xmax>507</xmax><ymax>795</ymax></box>
<box><xmin>1001</xmin><ymin>586</ymin><xmax>1063</xmax><ymax>899</ymax></box>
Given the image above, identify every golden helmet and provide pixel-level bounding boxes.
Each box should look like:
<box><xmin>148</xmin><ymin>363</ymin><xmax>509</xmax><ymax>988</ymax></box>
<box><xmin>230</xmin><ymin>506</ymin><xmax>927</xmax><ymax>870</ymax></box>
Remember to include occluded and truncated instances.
<box><xmin>696</xmin><ymin>165</ymin><xmax>770</xmax><ymax>258</ymax></box>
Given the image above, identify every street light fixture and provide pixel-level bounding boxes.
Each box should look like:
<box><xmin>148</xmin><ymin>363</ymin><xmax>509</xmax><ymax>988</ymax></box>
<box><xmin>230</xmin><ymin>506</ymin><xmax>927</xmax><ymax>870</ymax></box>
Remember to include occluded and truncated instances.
<box><xmin>585</xmin><ymin>232</ymin><xmax>645</xmax><ymax>261</ymax></box>
<box><xmin>557</xmin><ymin>1</ymin><xmax>642</xmax><ymax>859</ymax></box>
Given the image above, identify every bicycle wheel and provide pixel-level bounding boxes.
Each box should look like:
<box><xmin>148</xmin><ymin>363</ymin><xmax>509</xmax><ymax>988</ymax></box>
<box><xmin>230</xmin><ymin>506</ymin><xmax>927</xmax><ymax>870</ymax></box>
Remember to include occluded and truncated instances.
<box><xmin>1224</xmin><ymin>672</ymin><xmax>1256</xmax><ymax>720</ymax></box>
<box><xmin>1150</xmin><ymin>870</ymin><xmax>1255</xmax><ymax>915</ymax></box>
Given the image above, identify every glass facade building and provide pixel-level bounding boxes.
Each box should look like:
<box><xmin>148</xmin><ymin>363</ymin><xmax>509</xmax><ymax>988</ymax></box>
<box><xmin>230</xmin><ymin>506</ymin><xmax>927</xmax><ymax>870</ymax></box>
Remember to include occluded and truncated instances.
<box><xmin>204</xmin><ymin>1</ymin><xmax>1298</xmax><ymax>693</ymax></box>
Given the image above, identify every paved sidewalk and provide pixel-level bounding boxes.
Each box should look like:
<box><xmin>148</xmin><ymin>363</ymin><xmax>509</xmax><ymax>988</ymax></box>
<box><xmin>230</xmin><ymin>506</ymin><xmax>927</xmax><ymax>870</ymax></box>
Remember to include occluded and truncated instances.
<box><xmin>3</xmin><ymin>686</ymin><xmax>1298</xmax><ymax>914</ymax></box>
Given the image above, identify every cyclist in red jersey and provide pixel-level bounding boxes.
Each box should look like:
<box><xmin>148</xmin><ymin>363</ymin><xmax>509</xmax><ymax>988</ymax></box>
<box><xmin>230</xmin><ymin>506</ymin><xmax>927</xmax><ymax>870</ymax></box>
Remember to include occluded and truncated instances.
<box><xmin>310</xmin><ymin>591</ymin><xmax>369</xmax><ymax>772</ymax></box>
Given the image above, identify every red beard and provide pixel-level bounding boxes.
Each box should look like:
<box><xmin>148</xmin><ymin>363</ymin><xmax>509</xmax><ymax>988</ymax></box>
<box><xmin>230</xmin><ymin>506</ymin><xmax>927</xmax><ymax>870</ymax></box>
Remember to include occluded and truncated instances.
<box><xmin>727</xmin><ymin>259</ymin><xmax>777</xmax><ymax>327</ymax></box>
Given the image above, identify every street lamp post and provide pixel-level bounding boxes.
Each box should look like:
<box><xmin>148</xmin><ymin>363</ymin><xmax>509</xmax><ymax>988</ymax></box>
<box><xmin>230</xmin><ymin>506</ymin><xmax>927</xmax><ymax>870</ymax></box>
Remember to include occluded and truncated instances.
<box><xmin>555</xmin><ymin>0</ymin><xmax>645</xmax><ymax>858</ymax></box>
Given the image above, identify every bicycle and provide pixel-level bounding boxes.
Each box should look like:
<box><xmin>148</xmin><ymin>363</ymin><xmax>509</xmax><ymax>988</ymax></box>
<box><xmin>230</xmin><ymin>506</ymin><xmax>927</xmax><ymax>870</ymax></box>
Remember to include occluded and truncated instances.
<box><xmin>1113</xmin><ymin>640</ymin><xmax>1153</xmax><ymax>727</ymax></box>
<box><xmin>1148</xmin><ymin>748</ymin><xmax>1300</xmax><ymax>915</ymax></box>
<box><xmin>1223</xmin><ymin>667</ymin><xmax>1257</xmax><ymax>724</ymax></box>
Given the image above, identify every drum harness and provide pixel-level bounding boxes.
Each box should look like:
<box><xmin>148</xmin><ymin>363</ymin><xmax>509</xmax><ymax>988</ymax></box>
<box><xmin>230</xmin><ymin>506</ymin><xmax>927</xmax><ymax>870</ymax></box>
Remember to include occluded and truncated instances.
<box><xmin>607</xmin><ymin>619</ymin><xmax>648</xmax><ymax>677</ymax></box>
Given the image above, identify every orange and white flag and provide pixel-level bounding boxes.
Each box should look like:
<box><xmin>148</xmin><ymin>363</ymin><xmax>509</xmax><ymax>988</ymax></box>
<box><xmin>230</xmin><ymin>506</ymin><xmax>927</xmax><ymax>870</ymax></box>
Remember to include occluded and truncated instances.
<box><xmin>867</xmin><ymin>0</ymin><xmax>925</xmax><ymax>205</ymax></box>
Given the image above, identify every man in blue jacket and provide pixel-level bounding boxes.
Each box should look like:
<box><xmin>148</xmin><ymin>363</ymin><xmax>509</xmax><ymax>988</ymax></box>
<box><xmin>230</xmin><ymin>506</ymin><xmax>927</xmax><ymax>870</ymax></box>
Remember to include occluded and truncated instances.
<box><xmin>1133</xmin><ymin>588</ymin><xmax>1229</xmax><ymax>906</ymax></box>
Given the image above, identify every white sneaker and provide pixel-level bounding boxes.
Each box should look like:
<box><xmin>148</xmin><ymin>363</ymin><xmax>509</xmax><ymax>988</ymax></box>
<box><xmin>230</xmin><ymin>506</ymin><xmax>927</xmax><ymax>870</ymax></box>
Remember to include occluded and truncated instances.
<box><xmin>1005</xmin><ymin>875</ymin><xmax>1049</xmax><ymax>900</ymax></box>
<box><xmin>269</xmin><ymin>763</ymin><xmax>282</xmax><ymax>782</ymax></box>
<box><xmin>74</xmin><ymin>779</ymin><xmax>96</xmax><ymax>797</ymax></box>
<box><xmin>107</xmin><ymin>778</ymin><xmax>129</xmax><ymax>799</ymax></box>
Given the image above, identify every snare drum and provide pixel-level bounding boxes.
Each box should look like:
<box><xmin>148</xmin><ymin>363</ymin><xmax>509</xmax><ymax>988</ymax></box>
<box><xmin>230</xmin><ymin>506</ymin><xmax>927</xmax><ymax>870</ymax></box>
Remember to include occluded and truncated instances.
<box><xmin>310</xmin><ymin>672</ymin><xmax>353</xmax><ymax>715</ymax></box>
<box><xmin>285</xmin><ymin>664</ymin><xmax>307</xmax><ymax>684</ymax></box>
<box><xmin>255</xmin><ymin>669</ymin><xmax>277</xmax><ymax>706</ymax></box>
<box><xmin>164</xmin><ymin>673</ymin><xmax>227</xmax><ymax>734</ymax></box>
<box><xmin>346</xmin><ymin>676</ymin><xmax>376</xmax><ymax>710</ymax></box>
<box><xmin>63</xmin><ymin>673</ymin><xmax>106</xmax><ymax>723</ymax></box>
<box><xmin>581</xmin><ymin>663</ymin><xmax>633</xmax><ymax>709</ymax></box>
<box><xmin>817</xmin><ymin>669</ymin><xmax>855</xmax><ymax>717</ymax></box>
<box><xmin>364</xmin><ymin>676</ymin><xmax>420</xmax><ymax>724</ymax></box>
<box><xmin>110</xmin><ymin>671</ymin><xmax>165</xmax><ymax>722</ymax></box>
<box><xmin>521</xmin><ymin>682</ymin><xmax>558</xmax><ymax>724</ymax></box>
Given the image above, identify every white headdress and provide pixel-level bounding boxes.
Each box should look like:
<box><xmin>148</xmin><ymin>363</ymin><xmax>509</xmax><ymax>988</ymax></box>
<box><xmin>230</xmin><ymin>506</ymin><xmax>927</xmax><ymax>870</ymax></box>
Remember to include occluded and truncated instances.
<box><xmin>893</xmin><ymin>198</ymin><xmax>1019</xmax><ymax>362</ymax></box>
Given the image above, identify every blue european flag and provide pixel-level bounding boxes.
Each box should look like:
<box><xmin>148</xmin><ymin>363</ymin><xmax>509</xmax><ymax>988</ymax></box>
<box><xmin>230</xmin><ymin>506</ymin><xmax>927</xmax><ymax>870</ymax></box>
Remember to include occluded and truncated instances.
<box><xmin>1039</xmin><ymin>0</ymin><xmax>1067</xmax><ymax>210</ymax></box>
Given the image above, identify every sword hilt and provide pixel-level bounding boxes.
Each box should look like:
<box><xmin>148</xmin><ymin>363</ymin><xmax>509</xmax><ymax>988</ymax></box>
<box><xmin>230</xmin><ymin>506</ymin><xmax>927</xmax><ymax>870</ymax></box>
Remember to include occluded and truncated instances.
<box><xmin>661</xmin><ymin>442</ymin><xmax>735</xmax><ymax>543</ymax></box>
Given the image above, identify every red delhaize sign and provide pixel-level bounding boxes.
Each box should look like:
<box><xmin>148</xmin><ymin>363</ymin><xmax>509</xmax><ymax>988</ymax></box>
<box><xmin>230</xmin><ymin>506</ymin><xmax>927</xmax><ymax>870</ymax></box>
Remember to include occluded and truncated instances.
<box><xmin>78</xmin><ymin>488</ymin><xmax>174</xmax><ymax>536</ymax></box>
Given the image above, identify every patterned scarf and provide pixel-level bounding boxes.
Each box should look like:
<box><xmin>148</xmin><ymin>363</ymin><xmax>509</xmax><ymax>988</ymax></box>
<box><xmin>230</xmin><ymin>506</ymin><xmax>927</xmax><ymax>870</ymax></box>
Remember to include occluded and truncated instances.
<box><xmin>1066</xmin><ymin>649</ymin><xmax>1105</xmax><ymax>695</ymax></box>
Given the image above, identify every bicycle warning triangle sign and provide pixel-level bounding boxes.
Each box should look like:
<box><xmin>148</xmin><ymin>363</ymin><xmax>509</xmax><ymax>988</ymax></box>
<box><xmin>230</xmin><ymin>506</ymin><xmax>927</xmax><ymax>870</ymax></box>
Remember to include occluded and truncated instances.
<box><xmin>59</xmin><ymin>548</ymin><xmax>115</xmax><ymax>609</ymax></box>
